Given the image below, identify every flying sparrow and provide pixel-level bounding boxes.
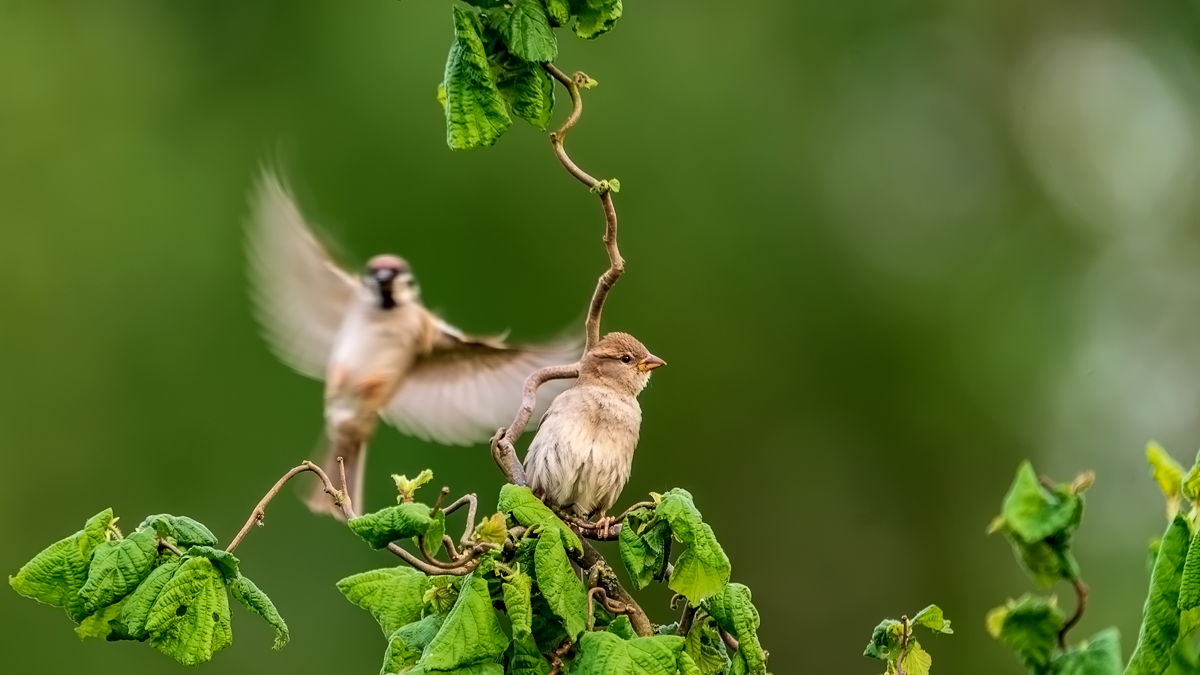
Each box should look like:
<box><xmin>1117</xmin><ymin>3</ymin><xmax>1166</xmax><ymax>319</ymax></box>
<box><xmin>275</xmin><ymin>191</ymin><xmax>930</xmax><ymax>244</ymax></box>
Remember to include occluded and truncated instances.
<box><xmin>247</xmin><ymin>171</ymin><xmax>579</xmax><ymax>517</ymax></box>
<box><xmin>523</xmin><ymin>332</ymin><xmax>664</xmax><ymax>532</ymax></box>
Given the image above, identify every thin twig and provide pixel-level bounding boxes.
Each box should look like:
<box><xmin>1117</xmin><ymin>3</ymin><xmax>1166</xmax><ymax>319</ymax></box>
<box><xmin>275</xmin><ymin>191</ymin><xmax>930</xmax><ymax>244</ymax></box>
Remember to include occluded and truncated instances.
<box><xmin>226</xmin><ymin>461</ymin><xmax>348</xmax><ymax>553</ymax></box>
<box><xmin>565</xmin><ymin>500</ymin><xmax>658</xmax><ymax>539</ymax></box>
<box><xmin>542</xmin><ymin>63</ymin><xmax>625</xmax><ymax>352</ymax></box>
<box><xmin>1059</xmin><ymin>578</ymin><xmax>1090</xmax><ymax>649</ymax></box>
<box><xmin>443</xmin><ymin>535</ymin><xmax>461</xmax><ymax>561</ymax></box>
<box><xmin>546</xmin><ymin>641</ymin><xmax>575</xmax><ymax>675</ymax></box>
<box><xmin>432</xmin><ymin>487</ymin><xmax>450</xmax><ymax>515</ymax></box>
<box><xmin>577</xmin><ymin>540</ymin><xmax>652</xmax><ymax>636</ymax></box>
<box><xmin>720</xmin><ymin>628</ymin><xmax>739</xmax><ymax>653</ymax></box>
<box><xmin>442</xmin><ymin>493</ymin><xmax>479</xmax><ymax>547</ymax></box>
<box><xmin>677</xmin><ymin>603</ymin><xmax>696</xmax><ymax>637</ymax></box>
<box><xmin>587</xmin><ymin>587</ymin><xmax>606</xmax><ymax>631</ymax></box>
<box><xmin>157</xmin><ymin>539</ymin><xmax>184</xmax><ymax>557</ymax></box>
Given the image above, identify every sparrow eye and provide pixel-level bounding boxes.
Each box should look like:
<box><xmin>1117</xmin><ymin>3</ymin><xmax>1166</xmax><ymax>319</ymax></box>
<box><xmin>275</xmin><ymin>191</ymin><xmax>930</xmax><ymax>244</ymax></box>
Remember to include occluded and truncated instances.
<box><xmin>620</xmin><ymin>355</ymin><xmax>632</xmax><ymax>364</ymax></box>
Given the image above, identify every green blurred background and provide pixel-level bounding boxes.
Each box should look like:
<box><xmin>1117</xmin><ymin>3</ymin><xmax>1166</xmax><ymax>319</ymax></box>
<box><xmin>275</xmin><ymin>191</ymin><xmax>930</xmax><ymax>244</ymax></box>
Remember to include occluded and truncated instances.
<box><xmin>4</xmin><ymin>0</ymin><xmax>1200</xmax><ymax>672</ymax></box>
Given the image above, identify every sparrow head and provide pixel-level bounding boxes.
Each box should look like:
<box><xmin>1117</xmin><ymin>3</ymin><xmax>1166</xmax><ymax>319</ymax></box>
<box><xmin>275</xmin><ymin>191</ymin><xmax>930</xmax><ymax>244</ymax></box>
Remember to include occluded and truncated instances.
<box><xmin>365</xmin><ymin>254</ymin><xmax>416</xmax><ymax>310</ymax></box>
<box><xmin>580</xmin><ymin>331</ymin><xmax>665</xmax><ymax>395</ymax></box>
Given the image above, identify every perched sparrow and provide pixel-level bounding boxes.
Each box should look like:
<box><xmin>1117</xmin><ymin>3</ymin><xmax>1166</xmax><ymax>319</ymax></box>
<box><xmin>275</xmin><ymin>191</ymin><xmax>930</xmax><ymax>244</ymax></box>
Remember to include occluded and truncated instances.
<box><xmin>248</xmin><ymin>171</ymin><xmax>579</xmax><ymax>517</ymax></box>
<box><xmin>523</xmin><ymin>332</ymin><xmax>664</xmax><ymax>529</ymax></box>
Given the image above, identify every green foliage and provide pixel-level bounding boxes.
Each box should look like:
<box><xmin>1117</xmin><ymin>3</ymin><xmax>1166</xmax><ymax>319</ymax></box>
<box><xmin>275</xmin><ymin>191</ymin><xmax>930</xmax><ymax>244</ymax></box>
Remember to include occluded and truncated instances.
<box><xmin>534</xmin><ymin>526</ymin><xmax>590</xmax><ymax>640</ymax></box>
<box><xmin>9</xmin><ymin>508</ymin><xmax>113</xmax><ymax>622</ymax></box>
<box><xmin>9</xmin><ymin>509</ymin><xmax>286</xmax><ymax>666</ymax></box>
<box><xmin>1054</xmin><ymin>629</ymin><xmax>1123</xmax><ymax>675</ymax></box>
<box><xmin>989</xmin><ymin>461</ymin><xmax>1088</xmax><ymax>587</ymax></box>
<box><xmin>338</xmin><ymin>566</ymin><xmax>432</xmax><ymax>637</ymax></box>
<box><xmin>349</xmin><ymin>501</ymin><xmax>438</xmax><ymax>549</ymax></box>
<box><xmin>418</xmin><ymin>565</ymin><xmax>510</xmax><ymax>671</ymax></box>
<box><xmin>436</xmin><ymin>0</ymin><xmax>623</xmax><ymax>149</ymax></box>
<box><xmin>706</xmin><ymin>584</ymin><xmax>768</xmax><ymax>674</ymax></box>
<box><xmin>497</xmin><ymin>484</ymin><xmax>582</xmax><ymax>553</ymax></box>
<box><xmin>572</xmin><ymin>630</ymin><xmax>695</xmax><ymax>675</ymax></box>
<box><xmin>656</xmin><ymin>489</ymin><xmax>731</xmax><ymax>606</ymax></box>
<box><xmin>1129</xmin><ymin>514</ymin><xmax>1191</xmax><ymax>674</ymax></box>
<box><xmin>986</xmin><ymin>594</ymin><xmax>1065</xmax><ymax>669</ymax></box>
<box><xmin>620</xmin><ymin>507</ymin><xmax>672</xmax><ymax>591</ymax></box>
<box><xmin>863</xmin><ymin>606</ymin><xmax>952</xmax><ymax>675</ymax></box>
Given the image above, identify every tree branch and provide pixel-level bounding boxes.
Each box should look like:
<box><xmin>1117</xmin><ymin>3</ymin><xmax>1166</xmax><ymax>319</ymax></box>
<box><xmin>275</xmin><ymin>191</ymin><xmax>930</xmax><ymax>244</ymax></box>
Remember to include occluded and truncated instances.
<box><xmin>226</xmin><ymin>460</ymin><xmax>349</xmax><ymax>553</ymax></box>
<box><xmin>578</xmin><ymin>540</ymin><xmax>653</xmax><ymax>636</ymax></box>
<box><xmin>491</xmin><ymin>364</ymin><xmax>580</xmax><ymax>485</ymax></box>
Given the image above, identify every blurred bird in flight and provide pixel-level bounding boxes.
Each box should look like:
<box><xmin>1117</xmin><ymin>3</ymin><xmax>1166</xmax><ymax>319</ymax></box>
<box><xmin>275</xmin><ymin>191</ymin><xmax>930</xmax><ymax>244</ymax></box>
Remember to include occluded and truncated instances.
<box><xmin>524</xmin><ymin>332</ymin><xmax>664</xmax><ymax>535</ymax></box>
<box><xmin>247</xmin><ymin>171</ymin><xmax>579</xmax><ymax>517</ymax></box>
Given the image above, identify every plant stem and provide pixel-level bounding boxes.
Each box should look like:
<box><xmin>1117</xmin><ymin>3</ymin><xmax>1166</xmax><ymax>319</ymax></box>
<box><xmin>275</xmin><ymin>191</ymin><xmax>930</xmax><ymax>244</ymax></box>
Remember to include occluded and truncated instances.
<box><xmin>1059</xmin><ymin>578</ymin><xmax>1089</xmax><ymax>649</ymax></box>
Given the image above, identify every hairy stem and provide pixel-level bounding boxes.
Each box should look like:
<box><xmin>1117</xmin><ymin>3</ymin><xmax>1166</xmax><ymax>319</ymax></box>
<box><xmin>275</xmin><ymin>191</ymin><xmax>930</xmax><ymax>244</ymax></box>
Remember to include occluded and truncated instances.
<box><xmin>1059</xmin><ymin>578</ymin><xmax>1089</xmax><ymax>649</ymax></box>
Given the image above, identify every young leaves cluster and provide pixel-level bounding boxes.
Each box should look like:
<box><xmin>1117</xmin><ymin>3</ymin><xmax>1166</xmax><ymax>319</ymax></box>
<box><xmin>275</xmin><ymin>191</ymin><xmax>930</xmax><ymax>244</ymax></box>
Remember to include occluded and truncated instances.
<box><xmin>986</xmin><ymin>461</ymin><xmax>1120</xmax><ymax>674</ymax></box>
<box><xmin>863</xmin><ymin>606</ymin><xmax>953</xmax><ymax>675</ymax></box>
<box><xmin>338</xmin><ymin>482</ymin><xmax>768</xmax><ymax>675</ymax></box>
<box><xmin>439</xmin><ymin>0</ymin><xmax>623</xmax><ymax>150</ymax></box>
<box><xmin>9</xmin><ymin>510</ymin><xmax>287</xmax><ymax>666</ymax></box>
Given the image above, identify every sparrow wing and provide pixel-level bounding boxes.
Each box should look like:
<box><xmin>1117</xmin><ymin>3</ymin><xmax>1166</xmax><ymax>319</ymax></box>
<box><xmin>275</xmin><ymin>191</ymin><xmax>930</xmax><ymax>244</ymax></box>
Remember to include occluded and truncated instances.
<box><xmin>382</xmin><ymin>318</ymin><xmax>581</xmax><ymax>445</ymax></box>
<box><xmin>247</xmin><ymin>171</ymin><xmax>357</xmax><ymax>379</ymax></box>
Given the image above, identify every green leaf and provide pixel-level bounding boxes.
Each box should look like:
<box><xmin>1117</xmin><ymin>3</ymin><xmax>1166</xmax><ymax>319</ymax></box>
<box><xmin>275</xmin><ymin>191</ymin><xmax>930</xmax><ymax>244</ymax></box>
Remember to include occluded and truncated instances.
<box><xmin>144</xmin><ymin>556</ymin><xmax>232</xmax><ymax>665</ymax></box>
<box><xmin>444</xmin><ymin>6</ymin><xmax>512</xmax><ymax>150</ymax></box>
<box><xmin>113</xmin><ymin>558</ymin><xmax>183</xmax><ymax>640</ymax></box>
<box><xmin>620</xmin><ymin>507</ymin><xmax>672</xmax><ymax>591</ymax></box>
<box><xmin>9</xmin><ymin>508</ymin><xmax>113</xmax><ymax>622</ymax></box>
<box><xmin>987</xmin><ymin>594</ymin><xmax>1065</xmax><ymax>670</ymax></box>
<box><xmin>1051</xmin><ymin>628</ymin><xmax>1122</xmax><ymax>675</ymax></box>
<box><xmin>608</xmin><ymin>615</ymin><xmax>638</xmax><ymax>640</ymax></box>
<box><xmin>1181</xmin><ymin>528</ymin><xmax>1200</xmax><ymax>637</ymax></box>
<box><xmin>337</xmin><ymin>566</ymin><xmax>432</xmax><ymax>637</ymax></box>
<box><xmin>393</xmin><ymin>469</ymin><xmax>434</xmax><ymax>502</ymax></box>
<box><xmin>573</xmin><ymin>631</ymin><xmax>690</xmax><ymax>675</ymax></box>
<box><xmin>912</xmin><ymin>605</ymin><xmax>953</xmax><ymax>635</ymax></box>
<box><xmin>139</xmin><ymin>514</ymin><xmax>217</xmax><ymax>547</ymax></box>
<box><xmin>1128</xmin><ymin>514</ymin><xmax>1191</xmax><ymax>675</ymax></box>
<box><xmin>497</xmin><ymin>485</ymin><xmax>581</xmax><ymax>553</ymax></box>
<box><xmin>686</xmin><ymin>617</ymin><xmax>731</xmax><ymax>675</ymax></box>
<box><xmin>488</xmin><ymin>0</ymin><xmax>557</xmax><ymax>62</ymax></box>
<box><xmin>503</xmin><ymin>571</ymin><xmax>534</xmax><ymax>640</ymax></box>
<box><xmin>75</xmin><ymin>597</ymin><xmax>128</xmax><ymax>640</ymax></box>
<box><xmin>543</xmin><ymin>0</ymin><xmax>571</xmax><ymax>26</ymax></box>
<box><xmin>424</xmin><ymin>575</ymin><xmax>463</xmax><ymax>614</ymax></box>
<box><xmin>991</xmin><ymin>462</ymin><xmax>1085</xmax><ymax>587</ymax></box>
<box><xmin>497</xmin><ymin>63</ymin><xmax>555</xmax><ymax>131</ymax></box>
<box><xmin>999</xmin><ymin>461</ymin><xmax>1083</xmax><ymax>542</ymax></box>
<box><xmin>349</xmin><ymin>502</ymin><xmax>436</xmax><ymax>549</ymax></box>
<box><xmin>186</xmin><ymin>545</ymin><xmax>240</xmax><ymax>581</ymax></box>
<box><xmin>864</xmin><ymin>620</ymin><xmax>904</xmax><ymax>661</ymax></box>
<box><xmin>657</xmin><ymin>489</ymin><xmax>731</xmax><ymax>605</ymax></box>
<box><xmin>531</xmin><ymin>588</ymin><xmax>570</xmax><ymax>653</ymax></box>
<box><xmin>79</xmin><ymin>528</ymin><xmax>158</xmax><ymax>613</ymax></box>
<box><xmin>1184</xmin><ymin>451</ymin><xmax>1200</xmax><ymax>503</ymax></box>
<box><xmin>572</xmin><ymin>0</ymin><xmax>622</xmax><ymax>40</ymax></box>
<box><xmin>534</xmin><ymin>526</ymin><xmax>589</xmax><ymax>640</ymax></box>
<box><xmin>474</xmin><ymin>512</ymin><xmax>509</xmax><ymax>546</ymax></box>
<box><xmin>901</xmin><ymin>642</ymin><xmax>932</xmax><ymax>675</ymax></box>
<box><xmin>1149</xmin><ymin>442</ymin><xmax>1185</xmax><ymax>501</ymax></box>
<box><xmin>417</xmin><ymin>567</ymin><xmax>509</xmax><ymax>671</ymax></box>
<box><xmin>383</xmin><ymin>613</ymin><xmax>444</xmax><ymax>675</ymax></box>
<box><xmin>230</xmin><ymin>575</ymin><xmax>289</xmax><ymax>650</ymax></box>
<box><xmin>423</xmin><ymin>510</ymin><xmax>446</xmax><ymax>558</ymax></box>
<box><xmin>509</xmin><ymin>633</ymin><xmax>554</xmax><ymax>675</ymax></box>
<box><xmin>704</xmin><ymin>583</ymin><xmax>765</xmax><ymax>674</ymax></box>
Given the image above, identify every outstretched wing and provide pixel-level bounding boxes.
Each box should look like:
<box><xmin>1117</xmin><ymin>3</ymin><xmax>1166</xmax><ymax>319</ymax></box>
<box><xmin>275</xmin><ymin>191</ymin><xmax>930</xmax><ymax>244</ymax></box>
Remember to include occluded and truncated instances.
<box><xmin>382</xmin><ymin>318</ymin><xmax>581</xmax><ymax>445</ymax></box>
<box><xmin>247</xmin><ymin>170</ymin><xmax>357</xmax><ymax>379</ymax></box>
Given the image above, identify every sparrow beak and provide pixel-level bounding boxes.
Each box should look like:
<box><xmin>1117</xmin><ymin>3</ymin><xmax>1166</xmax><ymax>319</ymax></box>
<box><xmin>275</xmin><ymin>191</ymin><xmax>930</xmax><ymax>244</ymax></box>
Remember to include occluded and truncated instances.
<box><xmin>637</xmin><ymin>354</ymin><xmax>666</xmax><ymax>372</ymax></box>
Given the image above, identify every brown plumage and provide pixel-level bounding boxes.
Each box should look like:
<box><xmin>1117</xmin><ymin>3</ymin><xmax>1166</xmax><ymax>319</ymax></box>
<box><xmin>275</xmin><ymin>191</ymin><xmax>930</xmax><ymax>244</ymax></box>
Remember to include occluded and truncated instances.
<box><xmin>524</xmin><ymin>332</ymin><xmax>665</xmax><ymax>523</ymax></box>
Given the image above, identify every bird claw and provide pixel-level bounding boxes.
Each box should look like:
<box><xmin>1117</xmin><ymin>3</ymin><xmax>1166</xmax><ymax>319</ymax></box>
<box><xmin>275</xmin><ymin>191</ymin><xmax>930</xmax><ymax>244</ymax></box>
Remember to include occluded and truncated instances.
<box><xmin>594</xmin><ymin>515</ymin><xmax>615</xmax><ymax>540</ymax></box>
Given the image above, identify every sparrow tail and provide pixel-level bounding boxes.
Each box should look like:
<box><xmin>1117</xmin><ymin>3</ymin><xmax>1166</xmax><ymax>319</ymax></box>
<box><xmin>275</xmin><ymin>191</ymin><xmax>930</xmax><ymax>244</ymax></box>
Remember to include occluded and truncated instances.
<box><xmin>305</xmin><ymin>436</ymin><xmax>366</xmax><ymax>520</ymax></box>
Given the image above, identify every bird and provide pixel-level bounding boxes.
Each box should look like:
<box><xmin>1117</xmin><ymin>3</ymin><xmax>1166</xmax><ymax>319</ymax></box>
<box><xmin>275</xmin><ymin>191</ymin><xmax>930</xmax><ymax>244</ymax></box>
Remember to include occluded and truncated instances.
<box><xmin>523</xmin><ymin>332</ymin><xmax>664</xmax><ymax>533</ymax></box>
<box><xmin>247</xmin><ymin>170</ymin><xmax>580</xmax><ymax>517</ymax></box>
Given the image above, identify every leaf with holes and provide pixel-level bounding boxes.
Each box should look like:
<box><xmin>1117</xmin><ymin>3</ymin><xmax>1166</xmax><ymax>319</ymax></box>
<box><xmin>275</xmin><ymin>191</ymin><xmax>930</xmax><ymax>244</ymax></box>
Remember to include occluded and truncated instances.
<box><xmin>143</xmin><ymin>556</ymin><xmax>232</xmax><ymax>665</ymax></box>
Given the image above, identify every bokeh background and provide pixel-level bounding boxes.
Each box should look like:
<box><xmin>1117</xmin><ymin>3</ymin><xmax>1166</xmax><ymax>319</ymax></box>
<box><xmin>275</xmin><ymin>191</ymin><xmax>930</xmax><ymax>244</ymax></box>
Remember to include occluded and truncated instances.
<box><xmin>3</xmin><ymin>0</ymin><xmax>1200</xmax><ymax>672</ymax></box>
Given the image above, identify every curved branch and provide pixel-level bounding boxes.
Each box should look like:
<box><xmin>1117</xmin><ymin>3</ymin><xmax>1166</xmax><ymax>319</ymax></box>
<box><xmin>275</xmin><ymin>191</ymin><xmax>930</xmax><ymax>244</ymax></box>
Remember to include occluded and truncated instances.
<box><xmin>226</xmin><ymin>460</ymin><xmax>350</xmax><ymax>553</ymax></box>
<box><xmin>578</xmin><ymin>540</ymin><xmax>652</xmax><ymax>636</ymax></box>
<box><xmin>542</xmin><ymin>63</ymin><xmax>625</xmax><ymax>352</ymax></box>
<box><xmin>1059</xmin><ymin>578</ymin><xmax>1089</xmax><ymax>649</ymax></box>
<box><xmin>491</xmin><ymin>364</ymin><xmax>581</xmax><ymax>485</ymax></box>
